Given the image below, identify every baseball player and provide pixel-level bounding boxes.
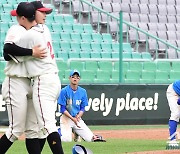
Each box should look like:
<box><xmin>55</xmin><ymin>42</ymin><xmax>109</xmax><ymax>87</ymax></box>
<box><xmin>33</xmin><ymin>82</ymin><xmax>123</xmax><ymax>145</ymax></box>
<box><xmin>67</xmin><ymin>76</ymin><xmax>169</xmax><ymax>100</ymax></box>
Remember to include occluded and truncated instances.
<box><xmin>1</xmin><ymin>1</ymin><xmax>64</xmax><ymax>154</ymax></box>
<box><xmin>166</xmin><ymin>80</ymin><xmax>180</xmax><ymax>148</ymax></box>
<box><xmin>57</xmin><ymin>70</ymin><xmax>105</xmax><ymax>142</ymax></box>
<box><xmin>0</xmin><ymin>2</ymin><xmax>47</xmax><ymax>154</ymax></box>
<box><xmin>9</xmin><ymin>2</ymin><xmax>64</xmax><ymax>154</ymax></box>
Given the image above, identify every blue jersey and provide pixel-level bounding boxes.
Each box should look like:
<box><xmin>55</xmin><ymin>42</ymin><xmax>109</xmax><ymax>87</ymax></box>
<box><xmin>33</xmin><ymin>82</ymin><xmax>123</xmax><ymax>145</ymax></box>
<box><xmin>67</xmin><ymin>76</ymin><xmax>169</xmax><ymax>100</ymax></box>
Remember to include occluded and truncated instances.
<box><xmin>173</xmin><ymin>80</ymin><xmax>180</xmax><ymax>96</ymax></box>
<box><xmin>57</xmin><ymin>85</ymin><xmax>88</xmax><ymax>117</ymax></box>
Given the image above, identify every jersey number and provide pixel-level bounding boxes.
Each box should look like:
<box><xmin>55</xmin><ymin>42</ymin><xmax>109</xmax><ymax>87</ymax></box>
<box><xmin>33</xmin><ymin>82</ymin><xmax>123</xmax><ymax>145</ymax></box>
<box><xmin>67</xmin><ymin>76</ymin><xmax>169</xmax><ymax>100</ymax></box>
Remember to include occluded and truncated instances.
<box><xmin>47</xmin><ymin>42</ymin><xmax>54</xmax><ymax>59</ymax></box>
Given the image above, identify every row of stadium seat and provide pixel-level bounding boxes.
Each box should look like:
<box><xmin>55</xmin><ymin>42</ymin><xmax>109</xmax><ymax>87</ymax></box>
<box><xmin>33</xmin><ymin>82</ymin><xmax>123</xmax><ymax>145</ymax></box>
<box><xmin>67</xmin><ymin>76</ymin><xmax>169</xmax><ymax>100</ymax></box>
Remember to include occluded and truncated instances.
<box><xmin>59</xmin><ymin>69</ymin><xmax>180</xmax><ymax>84</ymax></box>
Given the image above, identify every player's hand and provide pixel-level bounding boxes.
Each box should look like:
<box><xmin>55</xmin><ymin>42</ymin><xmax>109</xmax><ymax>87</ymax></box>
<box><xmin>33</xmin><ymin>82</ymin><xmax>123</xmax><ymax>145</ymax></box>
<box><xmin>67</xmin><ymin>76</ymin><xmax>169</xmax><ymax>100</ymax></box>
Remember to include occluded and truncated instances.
<box><xmin>177</xmin><ymin>98</ymin><xmax>180</xmax><ymax>105</ymax></box>
<box><xmin>72</xmin><ymin>117</ymin><xmax>81</xmax><ymax>128</ymax></box>
<box><xmin>32</xmin><ymin>45</ymin><xmax>47</xmax><ymax>59</ymax></box>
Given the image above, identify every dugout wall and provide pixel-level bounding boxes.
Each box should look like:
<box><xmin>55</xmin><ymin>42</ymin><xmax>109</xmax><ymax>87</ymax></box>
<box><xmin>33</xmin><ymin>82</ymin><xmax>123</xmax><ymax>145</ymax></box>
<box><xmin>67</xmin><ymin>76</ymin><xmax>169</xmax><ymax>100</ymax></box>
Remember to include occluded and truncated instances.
<box><xmin>0</xmin><ymin>84</ymin><xmax>170</xmax><ymax>125</ymax></box>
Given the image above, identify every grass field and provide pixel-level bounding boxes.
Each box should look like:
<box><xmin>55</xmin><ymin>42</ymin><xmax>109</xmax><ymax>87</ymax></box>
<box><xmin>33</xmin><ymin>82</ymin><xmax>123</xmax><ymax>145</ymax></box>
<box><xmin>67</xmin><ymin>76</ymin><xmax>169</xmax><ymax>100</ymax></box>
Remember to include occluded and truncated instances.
<box><xmin>1</xmin><ymin>125</ymin><xmax>169</xmax><ymax>154</ymax></box>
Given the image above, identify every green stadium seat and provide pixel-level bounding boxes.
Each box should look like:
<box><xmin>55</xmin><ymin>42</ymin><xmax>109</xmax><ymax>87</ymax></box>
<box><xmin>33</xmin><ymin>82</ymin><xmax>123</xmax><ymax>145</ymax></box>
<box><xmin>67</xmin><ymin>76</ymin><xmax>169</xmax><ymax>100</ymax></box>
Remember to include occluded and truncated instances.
<box><xmin>51</xmin><ymin>23</ymin><xmax>63</xmax><ymax>32</ymax></box>
<box><xmin>7</xmin><ymin>0</ymin><xmax>17</xmax><ymax>4</ymax></box>
<box><xmin>62</xmin><ymin>70</ymin><xmax>71</xmax><ymax>84</ymax></box>
<box><xmin>79</xmin><ymin>52</ymin><xmax>90</xmax><ymax>58</ymax></box>
<box><xmin>156</xmin><ymin>61</ymin><xmax>171</xmax><ymax>72</ymax></box>
<box><xmin>90</xmin><ymin>52</ymin><xmax>101</xmax><ymax>58</ymax></box>
<box><xmin>1</xmin><ymin>13</ymin><xmax>12</xmax><ymax>22</ymax></box>
<box><xmin>80</xmin><ymin>42</ymin><xmax>92</xmax><ymax>52</ymax></box>
<box><xmin>112</xmin><ymin>42</ymin><xmax>119</xmax><ymax>52</ymax></box>
<box><xmin>51</xmin><ymin>32</ymin><xmax>60</xmax><ymax>42</ymax></box>
<box><xmin>81</xmin><ymin>33</ymin><xmax>92</xmax><ymax>42</ymax></box>
<box><xmin>63</xmin><ymin>15</ymin><xmax>74</xmax><ymax>24</ymax></box>
<box><xmin>0</xmin><ymin>61</ymin><xmax>6</xmax><ymax>70</ymax></box>
<box><xmin>141</xmin><ymin>52</ymin><xmax>152</xmax><ymax>60</ymax></box>
<box><xmin>131</xmin><ymin>52</ymin><xmax>142</xmax><ymax>59</ymax></box>
<box><xmin>60</xmin><ymin>41</ymin><xmax>71</xmax><ymax>52</ymax></box>
<box><xmin>58</xmin><ymin>70</ymin><xmax>65</xmax><ymax>81</ymax></box>
<box><xmin>56</xmin><ymin>60</ymin><xmax>68</xmax><ymax>72</ymax></box>
<box><xmin>2</xmin><ymin>4</ymin><xmax>13</xmax><ymax>13</ymax></box>
<box><xmin>80</xmin><ymin>70</ymin><xmax>95</xmax><ymax>83</ymax></box>
<box><xmin>1</xmin><ymin>22</ymin><xmax>9</xmax><ymax>32</ymax></box>
<box><xmin>102</xmin><ymin>33</ymin><xmax>113</xmax><ymax>43</ymax></box>
<box><xmin>68</xmin><ymin>52</ymin><xmax>80</xmax><ymax>59</ymax></box>
<box><xmin>62</xmin><ymin>23</ymin><xmax>73</xmax><ymax>33</ymax></box>
<box><xmin>73</xmin><ymin>24</ymin><xmax>84</xmax><ymax>33</ymax></box>
<box><xmin>169</xmin><ymin>71</ymin><xmax>180</xmax><ymax>83</ymax></box>
<box><xmin>140</xmin><ymin>70</ymin><xmax>155</xmax><ymax>84</ymax></box>
<box><xmin>155</xmin><ymin>70</ymin><xmax>169</xmax><ymax>83</ymax></box>
<box><xmin>71</xmin><ymin>33</ymin><xmax>81</xmax><ymax>43</ymax></box>
<box><xmin>94</xmin><ymin>70</ymin><xmax>111</xmax><ymax>83</ymax></box>
<box><xmin>98</xmin><ymin>61</ymin><xmax>113</xmax><ymax>71</ymax></box>
<box><xmin>70</xmin><ymin>61</ymin><xmax>84</xmax><ymax>70</ymax></box>
<box><xmin>171</xmin><ymin>61</ymin><xmax>180</xmax><ymax>71</ymax></box>
<box><xmin>123</xmin><ymin>52</ymin><xmax>131</xmax><ymax>59</ymax></box>
<box><xmin>83</xmin><ymin>24</ymin><xmax>93</xmax><ymax>33</ymax></box>
<box><xmin>143</xmin><ymin>61</ymin><xmax>157</xmax><ymax>72</ymax></box>
<box><xmin>125</xmin><ymin>70</ymin><xmax>140</xmax><ymax>83</ymax></box>
<box><xmin>45</xmin><ymin>15</ymin><xmax>54</xmax><ymax>23</ymax></box>
<box><xmin>101</xmin><ymin>52</ymin><xmax>112</xmax><ymax>58</ymax></box>
<box><xmin>101</xmin><ymin>42</ymin><xmax>112</xmax><ymax>52</ymax></box>
<box><xmin>57</xmin><ymin>52</ymin><xmax>69</xmax><ymax>61</ymax></box>
<box><xmin>91</xmin><ymin>42</ymin><xmax>102</xmax><ymax>52</ymax></box>
<box><xmin>54</xmin><ymin>14</ymin><xmax>64</xmax><ymax>23</ymax></box>
<box><xmin>46</xmin><ymin>23</ymin><xmax>53</xmax><ymax>32</ymax></box>
<box><xmin>129</xmin><ymin>61</ymin><xmax>143</xmax><ymax>71</ymax></box>
<box><xmin>0</xmin><ymin>70</ymin><xmax>5</xmax><ymax>83</ymax></box>
<box><xmin>60</xmin><ymin>32</ymin><xmax>71</xmax><ymax>42</ymax></box>
<box><xmin>85</xmin><ymin>61</ymin><xmax>99</xmax><ymax>71</ymax></box>
<box><xmin>53</xmin><ymin>41</ymin><xmax>61</xmax><ymax>53</ymax></box>
<box><xmin>114</xmin><ymin>61</ymin><xmax>129</xmax><ymax>71</ymax></box>
<box><xmin>70</xmin><ymin>42</ymin><xmax>81</xmax><ymax>52</ymax></box>
<box><xmin>111</xmin><ymin>52</ymin><xmax>119</xmax><ymax>59</ymax></box>
<box><xmin>91</xmin><ymin>33</ymin><xmax>102</xmax><ymax>43</ymax></box>
<box><xmin>123</xmin><ymin>43</ymin><xmax>133</xmax><ymax>52</ymax></box>
<box><xmin>111</xmin><ymin>70</ymin><xmax>119</xmax><ymax>83</ymax></box>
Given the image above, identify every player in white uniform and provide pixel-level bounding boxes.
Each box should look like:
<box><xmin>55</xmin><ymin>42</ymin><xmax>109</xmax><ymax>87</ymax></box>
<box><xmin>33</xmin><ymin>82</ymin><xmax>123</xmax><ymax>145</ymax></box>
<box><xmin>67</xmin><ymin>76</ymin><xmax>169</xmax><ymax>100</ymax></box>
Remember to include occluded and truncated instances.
<box><xmin>0</xmin><ymin>2</ymin><xmax>47</xmax><ymax>154</ymax></box>
<box><xmin>9</xmin><ymin>2</ymin><xmax>64</xmax><ymax>154</ymax></box>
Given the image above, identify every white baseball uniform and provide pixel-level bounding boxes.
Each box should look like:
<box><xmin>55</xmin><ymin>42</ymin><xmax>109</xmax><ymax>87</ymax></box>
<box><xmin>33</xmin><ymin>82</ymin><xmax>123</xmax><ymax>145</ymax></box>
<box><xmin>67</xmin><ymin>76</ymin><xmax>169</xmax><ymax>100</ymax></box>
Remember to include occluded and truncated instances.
<box><xmin>17</xmin><ymin>24</ymin><xmax>61</xmax><ymax>135</ymax></box>
<box><xmin>2</xmin><ymin>25</ymin><xmax>40</xmax><ymax>142</ymax></box>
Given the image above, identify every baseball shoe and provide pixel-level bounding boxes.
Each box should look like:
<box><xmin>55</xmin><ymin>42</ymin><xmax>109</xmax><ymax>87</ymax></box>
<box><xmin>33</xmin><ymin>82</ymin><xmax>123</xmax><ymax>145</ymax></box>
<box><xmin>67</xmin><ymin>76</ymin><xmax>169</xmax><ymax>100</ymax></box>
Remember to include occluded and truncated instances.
<box><xmin>74</xmin><ymin>133</ymin><xmax>81</xmax><ymax>142</ymax></box>
<box><xmin>166</xmin><ymin>139</ymin><xmax>180</xmax><ymax>150</ymax></box>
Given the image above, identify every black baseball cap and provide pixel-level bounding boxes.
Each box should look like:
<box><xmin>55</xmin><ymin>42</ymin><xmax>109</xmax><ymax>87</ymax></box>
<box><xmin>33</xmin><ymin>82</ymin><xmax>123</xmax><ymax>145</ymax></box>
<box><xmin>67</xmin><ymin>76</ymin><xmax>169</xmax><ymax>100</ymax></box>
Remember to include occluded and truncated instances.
<box><xmin>11</xmin><ymin>2</ymin><xmax>35</xmax><ymax>19</ymax></box>
<box><xmin>31</xmin><ymin>1</ymin><xmax>53</xmax><ymax>14</ymax></box>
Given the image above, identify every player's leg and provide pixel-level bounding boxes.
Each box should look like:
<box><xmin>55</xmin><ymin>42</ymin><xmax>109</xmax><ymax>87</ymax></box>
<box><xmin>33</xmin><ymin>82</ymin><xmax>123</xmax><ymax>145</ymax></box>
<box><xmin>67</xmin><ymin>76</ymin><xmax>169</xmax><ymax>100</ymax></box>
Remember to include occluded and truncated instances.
<box><xmin>73</xmin><ymin>119</ymin><xmax>94</xmax><ymax>142</ymax></box>
<box><xmin>0</xmin><ymin>77</ymin><xmax>29</xmax><ymax>153</ymax></box>
<box><xmin>167</xmin><ymin>84</ymin><xmax>180</xmax><ymax>141</ymax></box>
<box><xmin>32</xmin><ymin>74</ymin><xmax>64</xmax><ymax>153</ymax></box>
<box><xmin>25</xmin><ymin>95</ymin><xmax>46</xmax><ymax>154</ymax></box>
<box><xmin>60</xmin><ymin>115</ymin><xmax>73</xmax><ymax>142</ymax></box>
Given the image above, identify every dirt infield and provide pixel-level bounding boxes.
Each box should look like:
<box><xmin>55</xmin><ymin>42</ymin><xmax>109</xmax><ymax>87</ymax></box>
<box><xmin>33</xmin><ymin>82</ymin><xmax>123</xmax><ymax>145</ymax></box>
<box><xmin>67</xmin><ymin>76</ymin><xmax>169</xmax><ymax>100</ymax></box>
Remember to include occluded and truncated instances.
<box><xmin>1</xmin><ymin>128</ymin><xmax>180</xmax><ymax>153</ymax></box>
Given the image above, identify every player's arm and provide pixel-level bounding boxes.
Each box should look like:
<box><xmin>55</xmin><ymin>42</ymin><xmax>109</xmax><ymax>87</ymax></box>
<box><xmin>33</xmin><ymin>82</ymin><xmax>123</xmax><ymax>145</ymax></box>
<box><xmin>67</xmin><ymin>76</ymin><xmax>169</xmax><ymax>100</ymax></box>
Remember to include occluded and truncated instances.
<box><xmin>3</xmin><ymin>43</ymin><xmax>46</xmax><ymax>61</ymax></box>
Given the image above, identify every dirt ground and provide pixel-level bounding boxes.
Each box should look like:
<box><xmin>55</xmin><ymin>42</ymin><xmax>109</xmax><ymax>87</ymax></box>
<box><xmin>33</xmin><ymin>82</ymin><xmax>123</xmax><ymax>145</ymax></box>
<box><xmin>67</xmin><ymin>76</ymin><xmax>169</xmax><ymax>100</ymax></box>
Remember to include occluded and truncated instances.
<box><xmin>1</xmin><ymin>128</ymin><xmax>180</xmax><ymax>154</ymax></box>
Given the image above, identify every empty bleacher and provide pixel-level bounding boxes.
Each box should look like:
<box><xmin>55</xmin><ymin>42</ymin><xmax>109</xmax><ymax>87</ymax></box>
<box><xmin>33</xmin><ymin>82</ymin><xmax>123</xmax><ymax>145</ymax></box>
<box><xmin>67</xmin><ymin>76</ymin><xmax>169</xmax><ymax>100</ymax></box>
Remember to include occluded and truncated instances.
<box><xmin>0</xmin><ymin>0</ymin><xmax>180</xmax><ymax>85</ymax></box>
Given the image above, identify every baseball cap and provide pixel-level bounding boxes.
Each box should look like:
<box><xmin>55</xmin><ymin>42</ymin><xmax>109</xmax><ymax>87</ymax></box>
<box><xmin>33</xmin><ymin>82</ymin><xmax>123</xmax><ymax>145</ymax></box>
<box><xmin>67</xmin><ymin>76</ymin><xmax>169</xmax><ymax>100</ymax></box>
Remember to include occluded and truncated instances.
<box><xmin>11</xmin><ymin>2</ymin><xmax>35</xmax><ymax>19</ymax></box>
<box><xmin>70</xmin><ymin>70</ymin><xmax>80</xmax><ymax>77</ymax></box>
<box><xmin>72</xmin><ymin>144</ymin><xmax>93</xmax><ymax>154</ymax></box>
<box><xmin>31</xmin><ymin>1</ymin><xmax>53</xmax><ymax>14</ymax></box>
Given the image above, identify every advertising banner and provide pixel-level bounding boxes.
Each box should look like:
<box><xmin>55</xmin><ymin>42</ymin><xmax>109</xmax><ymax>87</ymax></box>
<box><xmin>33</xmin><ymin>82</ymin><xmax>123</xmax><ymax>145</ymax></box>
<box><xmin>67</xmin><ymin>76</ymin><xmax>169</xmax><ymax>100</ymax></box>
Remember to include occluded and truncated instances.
<box><xmin>0</xmin><ymin>84</ymin><xmax>170</xmax><ymax>125</ymax></box>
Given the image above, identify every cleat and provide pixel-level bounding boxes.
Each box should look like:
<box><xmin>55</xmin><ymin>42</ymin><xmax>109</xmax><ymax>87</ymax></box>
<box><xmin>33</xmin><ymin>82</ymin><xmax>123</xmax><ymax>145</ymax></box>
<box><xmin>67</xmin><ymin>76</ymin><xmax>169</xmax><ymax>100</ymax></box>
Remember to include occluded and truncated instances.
<box><xmin>166</xmin><ymin>140</ymin><xmax>180</xmax><ymax>150</ymax></box>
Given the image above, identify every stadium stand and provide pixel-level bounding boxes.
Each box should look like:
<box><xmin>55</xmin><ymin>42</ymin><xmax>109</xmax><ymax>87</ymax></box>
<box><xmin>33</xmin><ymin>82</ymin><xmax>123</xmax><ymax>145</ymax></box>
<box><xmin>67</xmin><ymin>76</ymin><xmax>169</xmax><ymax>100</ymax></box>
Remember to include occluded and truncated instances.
<box><xmin>1</xmin><ymin>0</ymin><xmax>180</xmax><ymax>84</ymax></box>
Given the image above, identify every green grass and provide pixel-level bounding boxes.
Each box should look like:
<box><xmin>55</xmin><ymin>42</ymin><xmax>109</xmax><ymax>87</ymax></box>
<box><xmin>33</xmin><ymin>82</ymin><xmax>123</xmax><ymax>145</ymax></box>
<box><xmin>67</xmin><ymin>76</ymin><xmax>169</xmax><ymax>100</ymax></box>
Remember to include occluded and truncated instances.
<box><xmin>6</xmin><ymin>139</ymin><xmax>166</xmax><ymax>154</ymax></box>
<box><xmin>89</xmin><ymin>125</ymin><xmax>168</xmax><ymax>130</ymax></box>
<box><xmin>3</xmin><ymin>125</ymin><xmax>168</xmax><ymax>154</ymax></box>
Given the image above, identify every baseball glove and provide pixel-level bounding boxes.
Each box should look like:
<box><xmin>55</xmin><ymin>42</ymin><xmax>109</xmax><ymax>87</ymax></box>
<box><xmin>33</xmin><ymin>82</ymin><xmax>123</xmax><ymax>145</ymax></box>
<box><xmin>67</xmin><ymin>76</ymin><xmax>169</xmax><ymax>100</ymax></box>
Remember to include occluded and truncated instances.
<box><xmin>92</xmin><ymin>135</ymin><xmax>106</xmax><ymax>142</ymax></box>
